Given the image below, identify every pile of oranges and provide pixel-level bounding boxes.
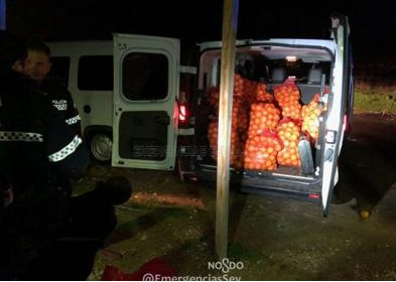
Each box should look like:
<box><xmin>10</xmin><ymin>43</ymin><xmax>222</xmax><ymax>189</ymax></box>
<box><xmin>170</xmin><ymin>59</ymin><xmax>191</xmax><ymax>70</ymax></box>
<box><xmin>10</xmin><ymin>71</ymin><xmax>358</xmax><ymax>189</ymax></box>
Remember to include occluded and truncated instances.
<box><xmin>207</xmin><ymin>75</ymin><xmax>326</xmax><ymax>171</ymax></box>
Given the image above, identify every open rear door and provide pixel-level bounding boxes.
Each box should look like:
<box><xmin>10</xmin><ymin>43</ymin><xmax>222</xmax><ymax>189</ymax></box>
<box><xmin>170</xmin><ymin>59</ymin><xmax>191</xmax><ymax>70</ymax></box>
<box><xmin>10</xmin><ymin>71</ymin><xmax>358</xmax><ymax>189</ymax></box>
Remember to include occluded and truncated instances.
<box><xmin>321</xmin><ymin>14</ymin><xmax>351</xmax><ymax>216</ymax></box>
<box><xmin>112</xmin><ymin>34</ymin><xmax>180</xmax><ymax>170</ymax></box>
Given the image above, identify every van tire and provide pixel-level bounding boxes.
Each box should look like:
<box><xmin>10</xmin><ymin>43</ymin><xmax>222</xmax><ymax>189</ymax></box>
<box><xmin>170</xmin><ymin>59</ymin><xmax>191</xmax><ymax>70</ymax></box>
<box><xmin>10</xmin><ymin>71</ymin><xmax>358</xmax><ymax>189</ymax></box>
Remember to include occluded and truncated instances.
<box><xmin>88</xmin><ymin>131</ymin><xmax>113</xmax><ymax>164</ymax></box>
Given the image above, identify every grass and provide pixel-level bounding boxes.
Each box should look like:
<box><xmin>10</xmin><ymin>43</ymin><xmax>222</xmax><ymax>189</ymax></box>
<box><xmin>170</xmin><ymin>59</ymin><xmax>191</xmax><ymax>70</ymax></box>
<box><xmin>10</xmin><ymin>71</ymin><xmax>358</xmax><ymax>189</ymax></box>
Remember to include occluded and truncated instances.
<box><xmin>354</xmin><ymin>89</ymin><xmax>396</xmax><ymax>114</ymax></box>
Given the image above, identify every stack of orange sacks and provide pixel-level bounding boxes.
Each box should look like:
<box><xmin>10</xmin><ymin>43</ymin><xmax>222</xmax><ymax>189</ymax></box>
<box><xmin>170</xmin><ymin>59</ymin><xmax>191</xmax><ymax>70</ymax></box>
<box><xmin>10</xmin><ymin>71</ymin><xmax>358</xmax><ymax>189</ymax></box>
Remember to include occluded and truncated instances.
<box><xmin>207</xmin><ymin>118</ymin><xmax>241</xmax><ymax>166</ymax></box>
<box><xmin>209</xmin><ymin>74</ymin><xmax>321</xmax><ymax>171</ymax></box>
<box><xmin>207</xmin><ymin>75</ymin><xmax>253</xmax><ymax>168</ymax></box>
<box><xmin>244</xmin><ymin>97</ymin><xmax>281</xmax><ymax>171</ymax></box>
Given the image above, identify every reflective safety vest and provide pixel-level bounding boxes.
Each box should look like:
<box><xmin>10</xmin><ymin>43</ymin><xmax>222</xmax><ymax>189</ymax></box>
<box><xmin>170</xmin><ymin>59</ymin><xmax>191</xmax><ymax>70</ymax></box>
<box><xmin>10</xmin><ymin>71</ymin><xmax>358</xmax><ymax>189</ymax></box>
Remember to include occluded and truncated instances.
<box><xmin>38</xmin><ymin>79</ymin><xmax>82</xmax><ymax>137</ymax></box>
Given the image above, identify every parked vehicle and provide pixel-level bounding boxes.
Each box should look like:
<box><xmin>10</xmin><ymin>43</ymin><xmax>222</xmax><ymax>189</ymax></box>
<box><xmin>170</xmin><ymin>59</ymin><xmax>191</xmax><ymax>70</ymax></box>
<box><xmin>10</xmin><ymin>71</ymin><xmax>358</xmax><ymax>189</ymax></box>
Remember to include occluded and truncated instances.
<box><xmin>47</xmin><ymin>14</ymin><xmax>353</xmax><ymax>215</ymax></box>
<box><xmin>47</xmin><ymin>40</ymin><xmax>114</xmax><ymax>163</ymax></box>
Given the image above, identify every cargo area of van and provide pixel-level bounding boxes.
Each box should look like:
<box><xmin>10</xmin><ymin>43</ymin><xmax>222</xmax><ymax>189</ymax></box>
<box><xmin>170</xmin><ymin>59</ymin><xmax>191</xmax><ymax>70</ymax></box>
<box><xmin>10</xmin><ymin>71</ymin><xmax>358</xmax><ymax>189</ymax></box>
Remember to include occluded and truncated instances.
<box><xmin>189</xmin><ymin>40</ymin><xmax>339</xmax><ymax>201</ymax></box>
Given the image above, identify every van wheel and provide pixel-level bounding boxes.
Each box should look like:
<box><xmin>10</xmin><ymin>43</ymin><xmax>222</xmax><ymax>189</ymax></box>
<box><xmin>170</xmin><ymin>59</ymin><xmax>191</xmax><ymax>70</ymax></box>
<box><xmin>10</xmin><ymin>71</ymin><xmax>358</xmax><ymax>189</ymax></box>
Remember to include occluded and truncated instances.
<box><xmin>89</xmin><ymin>132</ymin><xmax>112</xmax><ymax>164</ymax></box>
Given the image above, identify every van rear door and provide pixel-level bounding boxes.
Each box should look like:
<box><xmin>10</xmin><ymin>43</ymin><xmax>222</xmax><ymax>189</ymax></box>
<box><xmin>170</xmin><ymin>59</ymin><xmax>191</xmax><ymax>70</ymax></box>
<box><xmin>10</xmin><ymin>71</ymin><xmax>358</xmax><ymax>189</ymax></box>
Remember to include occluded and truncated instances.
<box><xmin>112</xmin><ymin>34</ymin><xmax>180</xmax><ymax>170</ymax></box>
<box><xmin>321</xmin><ymin>14</ymin><xmax>351</xmax><ymax>216</ymax></box>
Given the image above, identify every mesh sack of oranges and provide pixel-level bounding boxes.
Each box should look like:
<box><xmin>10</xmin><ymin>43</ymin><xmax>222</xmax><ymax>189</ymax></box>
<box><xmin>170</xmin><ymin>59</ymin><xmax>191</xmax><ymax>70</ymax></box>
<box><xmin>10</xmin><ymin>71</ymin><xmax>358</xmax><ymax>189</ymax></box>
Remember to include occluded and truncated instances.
<box><xmin>244</xmin><ymin>130</ymin><xmax>283</xmax><ymax>171</ymax></box>
<box><xmin>276</xmin><ymin>118</ymin><xmax>302</xmax><ymax>167</ymax></box>
<box><xmin>208</xmin><ymin>87</ymin><xmax>220</xmax><ymax>110</ymax></box>
<box><xmin>239</xmin><ymin>75</ymin><xmax>273</xmax><ymax>105</ymax></box>
<box><xmin>256</xmin><ymin>82</ymin><xmax>274</xmax><ymax>103</ymax></box>
<box><xmin>208</xmin><ymin>82</ymin><xmax>249</xmax><ymax>132</ymax></box>
<box><xmin>211</xmin><ymin>74</ymin><xmax>252</xmax><ymax>106</ymax></box>
<box><xmin>210</xmin><ymin>74</ymin><xmax>271</xmax><ymax>114</ymax></box>
<box><xmin>234</xmin><ymin>73</ymin><xmax>245</xmax><ymax>98</ymax></box>
<box><xmin>248</xmin><ymin>102</ymin><xmax>281</xmax><ymax>136</ymax></box>
<box><xmin>210</xmin><ymin>75</ymin><xmax>251</xmax><ymax>109</ymax></box>
<box><xmin>274</xmin><ymin>78</ymin><xmax>302</xmax><ymax>120</ymax></box>
<box><xmin>301</xmin><ymin>93</ymin><xmax>327</xmax><ymax>141</ymax></box>
<box><xmin>207</xmin><ymin>118</ymin><xmax>240</xmax><ymax>166</ymax></box>
<box><xmin>231</xmin><ymin>96</ymin><xmax>249</xmax><ymax>133</ymax></box>
<box><xmin>241</xmin><ymin>75</ymin><xmax>259</xmax><ymax>105</ymax></box>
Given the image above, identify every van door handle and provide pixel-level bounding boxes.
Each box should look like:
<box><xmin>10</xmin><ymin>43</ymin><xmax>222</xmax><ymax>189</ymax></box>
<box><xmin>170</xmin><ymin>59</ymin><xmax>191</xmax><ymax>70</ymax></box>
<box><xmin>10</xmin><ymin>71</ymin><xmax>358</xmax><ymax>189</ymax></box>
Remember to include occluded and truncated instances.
<box><xmin>154</xmin><ymin>116</ymin><xmax>170</xmax><ymax>125</ymax></box>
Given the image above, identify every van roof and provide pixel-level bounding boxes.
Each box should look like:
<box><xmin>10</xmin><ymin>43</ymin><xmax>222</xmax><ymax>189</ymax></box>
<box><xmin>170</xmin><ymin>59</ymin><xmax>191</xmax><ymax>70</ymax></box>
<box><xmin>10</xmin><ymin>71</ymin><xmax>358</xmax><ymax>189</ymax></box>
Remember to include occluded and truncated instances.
<box><xmin>47</xmin><ymin>40</ymin><xmax>113</xmax><ymax>56</ymax></box>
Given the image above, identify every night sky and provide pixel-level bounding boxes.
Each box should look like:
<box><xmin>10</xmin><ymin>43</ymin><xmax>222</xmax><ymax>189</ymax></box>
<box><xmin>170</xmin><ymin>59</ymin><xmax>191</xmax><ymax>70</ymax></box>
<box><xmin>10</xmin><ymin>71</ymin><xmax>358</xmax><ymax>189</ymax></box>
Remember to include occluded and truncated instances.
<box><xmin>7</xmin><ymin>0</ymin><xmax>396</xmax><ymax>68</ymax></box>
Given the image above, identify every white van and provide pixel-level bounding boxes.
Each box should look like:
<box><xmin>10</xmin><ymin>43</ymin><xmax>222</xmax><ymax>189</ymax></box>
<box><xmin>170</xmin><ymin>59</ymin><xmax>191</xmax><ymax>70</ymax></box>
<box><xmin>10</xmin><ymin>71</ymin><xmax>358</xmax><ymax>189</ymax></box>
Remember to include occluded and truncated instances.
<box><xmin>47</xmin><ymin>14</ymin><xmax>353</xmax><ymax>216</ymax></box>
<box><xmin>47</xmin><ymin>40</ymin><xmax>114</xmax><ymax>163</ymax></box>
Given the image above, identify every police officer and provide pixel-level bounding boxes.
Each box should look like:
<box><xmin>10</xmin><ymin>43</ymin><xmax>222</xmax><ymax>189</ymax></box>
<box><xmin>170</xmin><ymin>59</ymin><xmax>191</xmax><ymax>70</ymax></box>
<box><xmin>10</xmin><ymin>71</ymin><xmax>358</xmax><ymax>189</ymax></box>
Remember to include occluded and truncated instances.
<box><xmin>0</xmin><ymin>30</ymin><xmax>90</xmax><ymax>280</ymax></box>
<box><xmin>24</xmin><ymin>40</ymin><xmax>82</xmax><ymax>136</ymax></box>
<box><xmin>0</xmin><ymin>31</ymin><xmax>132</xmax><ymax>280</ymax></box>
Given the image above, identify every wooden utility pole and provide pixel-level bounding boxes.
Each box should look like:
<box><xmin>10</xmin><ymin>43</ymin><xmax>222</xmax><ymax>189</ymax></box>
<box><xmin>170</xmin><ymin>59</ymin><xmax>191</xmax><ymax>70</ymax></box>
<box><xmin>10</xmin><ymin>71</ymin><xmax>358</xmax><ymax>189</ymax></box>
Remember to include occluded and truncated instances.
<box><xmin>215</xmin><ymin>0</ymin><xmax>239</xmax><ymax>259</ymax></box>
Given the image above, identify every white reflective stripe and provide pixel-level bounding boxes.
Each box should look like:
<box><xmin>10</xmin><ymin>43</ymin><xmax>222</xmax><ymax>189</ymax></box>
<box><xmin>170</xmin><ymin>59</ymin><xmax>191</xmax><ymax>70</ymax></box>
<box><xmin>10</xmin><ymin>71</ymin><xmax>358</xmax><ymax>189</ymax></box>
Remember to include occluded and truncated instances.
<box><xmin>0</xmin><ymin>131</ymin><xmax>44</xmax><ymax>142</ymax></box>
<box><xmin>52</xmin><ymin>100</ymin><xmax>68</xmax><ymax>111</ymax></box>
<box><xmin>48</xmin><ymin>135</ymin><xmax>82</xmax><ymax>162</ymax></box>
<box><xmin>65</xmin><ymin>115</ymin><xmax>81</xmax><ymax>125</ymax></box>
<box><xmin>54</xmin><ymin>104</ymin><xmax>67</xmax><ymax>111</ymax></box>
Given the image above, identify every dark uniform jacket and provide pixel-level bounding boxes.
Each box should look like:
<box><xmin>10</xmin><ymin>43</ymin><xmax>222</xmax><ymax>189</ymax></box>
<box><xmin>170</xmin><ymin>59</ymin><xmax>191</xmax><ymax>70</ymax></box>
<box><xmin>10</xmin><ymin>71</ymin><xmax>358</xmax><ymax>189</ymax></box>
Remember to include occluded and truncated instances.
<box><xmin>37</xmin><ymin>79</ymin><xmax>82</xmax><ymax>137</ymax></box>
<box><xmin>0</xmin><ymin>67</ymin><xmax>90</xmax><ymax>279</ymax></box>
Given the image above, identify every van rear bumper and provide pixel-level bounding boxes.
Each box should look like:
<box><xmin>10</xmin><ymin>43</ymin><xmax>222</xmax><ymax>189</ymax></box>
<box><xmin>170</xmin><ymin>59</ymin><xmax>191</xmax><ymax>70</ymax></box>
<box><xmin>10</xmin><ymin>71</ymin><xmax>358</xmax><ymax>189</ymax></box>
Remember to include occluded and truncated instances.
<box><xmin>195</xmin><ymin>163</ymin><xmax>322</xmax><ymax>202</ymax></box>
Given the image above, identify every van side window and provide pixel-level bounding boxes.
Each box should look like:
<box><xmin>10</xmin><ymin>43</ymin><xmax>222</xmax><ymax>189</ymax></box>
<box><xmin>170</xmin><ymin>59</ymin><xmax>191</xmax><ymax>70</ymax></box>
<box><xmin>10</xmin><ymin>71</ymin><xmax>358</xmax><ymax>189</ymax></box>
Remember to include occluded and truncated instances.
<box><xmin>48</xmin><ymin>56</ymin><xmax>70</xmax><ymax>87</ymax></box>
<box><xmin>78</xmin><ymin>55</ymin><xmax>113</xmax><ymax>91</ymax></box>
<box><xmin>122</xmin><ymin>53</ymin><xmax>168</xmax><ymax>101</ymax></box>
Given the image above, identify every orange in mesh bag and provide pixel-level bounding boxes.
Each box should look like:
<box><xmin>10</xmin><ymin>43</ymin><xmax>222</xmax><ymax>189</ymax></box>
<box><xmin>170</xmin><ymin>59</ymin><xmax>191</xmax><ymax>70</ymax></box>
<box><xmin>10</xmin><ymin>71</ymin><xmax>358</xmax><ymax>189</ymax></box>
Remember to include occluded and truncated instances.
<box><xmin>244</xmin><ymin>130</ymin><xmax>283</xmax><ymax>171</ymax></box>
<box><xmin>209</xmin><ymin>75</ymin><xmax>252</xmax><ymax>112</ymax></box>
<box><xmin>241</xmin><ymin>76</ymin><xmax>258</xmax><ymax>105</ymax></box>
<box><xmin>274</xmin><ymin>78</ymin><xmax>302</xmax><ymax>120</ymax></box>
<box><xmin>231</xmin><ymin>96</ymin><xmax>249</xmax><ymax>133</ymax></box>
<box><xmin>208</xmin><ymin>87</ymin><xmax>220</xmax><ymax>110</ymax></box>
<box><xmin>207</xmin><ymin>119</ymin><xmax>240</xmax><ymax>166</ymax></box>
<box><xmin>256</xmin><ymin>82</ymin><xmax>274</xmax><ymax>103</ymax></box>
<box><xmin>276</xmin><ymin>118</ymin><xmax>302</xmax><ymax>167</ymax></box>
<box><xmin>301</xmin><ymin>93</ymin><xmax>327</xmax><ymax>141</ymax></box>
<box><xmin>234</xmin><ymin>74</ymin><xmax>244</xmax><ymax>97</ymax></box>
<box><xmin>248</xmin><ymin>102</ymin><xmax>281</xmax><ymax>136</ymax></box>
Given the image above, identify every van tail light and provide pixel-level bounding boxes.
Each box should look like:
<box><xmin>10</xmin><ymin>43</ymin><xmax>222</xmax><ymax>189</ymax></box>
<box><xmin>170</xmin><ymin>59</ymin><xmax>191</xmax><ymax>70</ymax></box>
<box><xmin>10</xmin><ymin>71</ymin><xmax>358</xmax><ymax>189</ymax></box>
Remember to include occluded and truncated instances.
<box><xmin>179</xmin><ymin>104</ymin><xmax>187</xmax><ymax>122</ymax></box>
<box><xmin>177</xmin><ymin>91</ymin><xmax>190</xmax><ymax>127</ymax></box>
<box><xmin>309</xmin><ymin>193</ymin><xmax>320</xmax><ymax>200</ymax></box>
<box><xmin>177</xmin><ymin>102</ymin><xmax>190</xmax><ymax>128</ymax></box>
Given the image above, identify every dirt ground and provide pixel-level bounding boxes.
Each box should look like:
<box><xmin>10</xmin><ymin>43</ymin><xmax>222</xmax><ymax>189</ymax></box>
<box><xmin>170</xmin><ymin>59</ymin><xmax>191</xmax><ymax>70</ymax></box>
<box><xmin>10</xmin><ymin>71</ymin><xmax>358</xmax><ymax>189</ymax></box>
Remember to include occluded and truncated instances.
<box><xmin>76</xmin><ymin>113</ymin><xmax>396</xmax><ymax>281</ymax></box>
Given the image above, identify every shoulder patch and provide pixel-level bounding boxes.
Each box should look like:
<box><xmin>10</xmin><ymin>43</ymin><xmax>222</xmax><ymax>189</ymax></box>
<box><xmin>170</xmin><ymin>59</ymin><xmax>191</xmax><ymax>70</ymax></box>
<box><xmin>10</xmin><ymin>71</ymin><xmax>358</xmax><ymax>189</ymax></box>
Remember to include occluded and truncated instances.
<box><xmin>52</xmin><ymin>99</ymin><xmax>68</xmax><ymax>111</ymax></box>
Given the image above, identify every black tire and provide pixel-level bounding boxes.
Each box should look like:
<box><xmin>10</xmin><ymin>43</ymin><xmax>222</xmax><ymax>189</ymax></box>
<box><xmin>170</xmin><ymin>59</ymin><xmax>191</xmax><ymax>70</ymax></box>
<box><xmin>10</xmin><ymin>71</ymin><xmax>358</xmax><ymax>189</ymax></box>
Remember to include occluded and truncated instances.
<box><xmin>88</xmin><ymin>131</ymin><xmax>113</xmax><ymax>165</ymax></box>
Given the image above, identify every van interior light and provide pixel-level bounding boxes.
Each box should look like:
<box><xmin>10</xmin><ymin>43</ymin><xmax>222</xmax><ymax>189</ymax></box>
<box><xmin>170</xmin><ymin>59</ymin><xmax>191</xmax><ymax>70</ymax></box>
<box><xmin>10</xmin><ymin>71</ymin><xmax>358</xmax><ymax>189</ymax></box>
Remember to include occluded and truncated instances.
<box><xmin>285</xmin><ymin>55</ymin><xmax>298</xmax><ymax>62</ymax></box>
